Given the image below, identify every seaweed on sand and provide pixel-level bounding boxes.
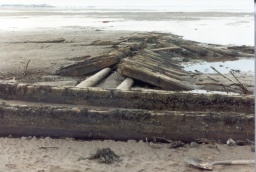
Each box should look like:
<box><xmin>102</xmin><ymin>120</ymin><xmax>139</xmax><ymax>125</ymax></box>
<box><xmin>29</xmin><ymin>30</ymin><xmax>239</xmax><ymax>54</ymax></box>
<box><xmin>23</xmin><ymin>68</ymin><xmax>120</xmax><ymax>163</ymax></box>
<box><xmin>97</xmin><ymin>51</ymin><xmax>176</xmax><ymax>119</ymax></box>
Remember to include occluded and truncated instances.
<box><xmin>88</xmin><ymin>148</ymin><xmax>121</xmax><ymax>164</ymax></box>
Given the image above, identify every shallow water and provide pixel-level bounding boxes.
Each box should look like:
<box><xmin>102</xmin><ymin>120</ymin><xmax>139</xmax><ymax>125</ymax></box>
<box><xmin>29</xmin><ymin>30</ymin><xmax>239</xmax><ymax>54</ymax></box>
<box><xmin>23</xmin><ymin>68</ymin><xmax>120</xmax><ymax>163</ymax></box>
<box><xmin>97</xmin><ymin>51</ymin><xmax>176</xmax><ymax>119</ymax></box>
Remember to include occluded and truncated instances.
<box><xmin>0</xmin><ymin>8</ymin><xmax>253</xmax><ymax>46</ymax></box>
<box><xmin>182</xmin><ymin>59</ymin><xmax>255</xmax><ymax>74</ymax></box>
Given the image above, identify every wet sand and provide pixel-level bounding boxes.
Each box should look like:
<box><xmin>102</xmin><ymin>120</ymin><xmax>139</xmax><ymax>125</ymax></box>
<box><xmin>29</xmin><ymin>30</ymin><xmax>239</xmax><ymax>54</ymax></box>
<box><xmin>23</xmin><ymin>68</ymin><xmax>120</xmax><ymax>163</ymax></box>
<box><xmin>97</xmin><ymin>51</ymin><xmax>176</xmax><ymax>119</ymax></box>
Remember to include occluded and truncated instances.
<box><xmin>0</xmin><ymin>137</ymin><xmax>254</xmax><ymax>172</ymax></box>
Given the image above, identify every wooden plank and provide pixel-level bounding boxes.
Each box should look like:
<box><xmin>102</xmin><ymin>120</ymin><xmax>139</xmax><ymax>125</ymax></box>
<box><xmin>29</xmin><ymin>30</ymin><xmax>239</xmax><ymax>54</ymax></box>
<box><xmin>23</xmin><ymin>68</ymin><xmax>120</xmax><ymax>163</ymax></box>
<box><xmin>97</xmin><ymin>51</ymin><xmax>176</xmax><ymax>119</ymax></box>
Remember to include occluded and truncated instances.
<box><xmin>56</xmin><ymin>54</ymin><xmax>120</xmax><ymax>76</ymax></box>
<box><xmin>122</xmin><ymin>59</ymin><xmax>183</xmax><ymax>81</ymax></box>
<box><xmin>0</xmin><ymin>81</ymin><xmax>254</xmax><ymax>113</ymax></box>
<box><xmin>0</xmin><ymin>102</ymin><xmax>254</xmax><ymax>142</ymax></box>
<box><xmin>204</xmin><ymin>47</ymin><xmax>254</xmax><ymax>57</ymax></box>
<box><xmin>56</xmin><ymin>43</ymin><xmax>143</xmax><ymax>76</ymax></box>
<box><xmin>180</xmin><ymin>44</ymin><xmax>224</xmax><ymax>58</ymax></box>
<box><xmin>117</xmin><ymin>61</ymin><xmax>200</xmax><ymax>90</ymax></box>
<box><xmin>131</xmin><ymin>56</ymin><xmax>188</xmax><ymax>76</ymax></box>
<box><xmin>151</xmin><ymin>46</ymin><xmax>181</xmax><ymax>52</ymax></box>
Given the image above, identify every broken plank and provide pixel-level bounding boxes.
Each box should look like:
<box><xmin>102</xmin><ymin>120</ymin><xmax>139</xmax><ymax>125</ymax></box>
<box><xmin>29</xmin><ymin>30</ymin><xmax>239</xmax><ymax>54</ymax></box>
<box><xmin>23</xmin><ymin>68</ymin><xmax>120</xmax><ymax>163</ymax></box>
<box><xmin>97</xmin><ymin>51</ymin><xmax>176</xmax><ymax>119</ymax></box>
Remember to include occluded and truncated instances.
<box><xmin>204</xmin><ymin>46</ymin><xmax>254</xmax><ymax>57</ymax></box>
<box><xmin>180</xmin><ymin>44</ymin><xmax>224</xmax><ymax>58</ymax></box>
<box><xmin>24</xmin><ymin>37</ymin><xmax>65</xmax><ymax>43</ymax></box>
<box><xmin>123</xmin><ymin>59</ymin><xmax>184</xmax><ymax>81</ymax></box>
<box><xmin>56</xmin><ymin>54</ymin><xmax>120</xmax><ymax>76</ymax></box>
<box><xmin>0</xmin><ymin>101</ymin><xmax>253</xmax><ymax>142</ymax></box>
<box><xmin>117</xmin><ymin>61</ymin><xmax>197</xmax><ymax>90</ymax></box>
<box><xmin>151</xmin><ymin>46</ymin><xmax>181</xmax><ymax>52</ymax></box>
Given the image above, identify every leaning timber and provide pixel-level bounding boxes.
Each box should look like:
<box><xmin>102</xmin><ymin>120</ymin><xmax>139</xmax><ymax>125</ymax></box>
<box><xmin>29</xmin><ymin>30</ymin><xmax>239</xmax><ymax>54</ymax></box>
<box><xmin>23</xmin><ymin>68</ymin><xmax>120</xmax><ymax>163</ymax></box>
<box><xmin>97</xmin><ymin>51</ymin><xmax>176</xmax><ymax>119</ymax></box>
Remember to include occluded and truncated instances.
<box><xmin>0</xmin><ymin>101</ymin><xmax>253</xmax><ymax>142</ymax></box>
<box><xmin>0</xmin><ymin>81</ymin><xmax>253</xmax><ymax>113</ymax></box>
<box><xmin>117</xmin><ymin>59</ymin><xmax>196</xmax><ymax>90</ymax></box>
<box><xmin>56</xmin><ymin>43</ymin><xmax>143</xmax><ymax>76</ymax></box>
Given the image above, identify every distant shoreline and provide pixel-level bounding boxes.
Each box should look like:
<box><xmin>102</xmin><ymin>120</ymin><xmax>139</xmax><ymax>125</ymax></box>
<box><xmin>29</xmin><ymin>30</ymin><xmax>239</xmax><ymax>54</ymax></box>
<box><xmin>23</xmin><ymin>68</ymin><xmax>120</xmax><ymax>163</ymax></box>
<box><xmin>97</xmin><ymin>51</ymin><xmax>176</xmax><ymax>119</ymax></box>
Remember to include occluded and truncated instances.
<box><xmin>0</xmin><ymin>4</ymin><xmax>54</xmax><ymax>8</ymax></box>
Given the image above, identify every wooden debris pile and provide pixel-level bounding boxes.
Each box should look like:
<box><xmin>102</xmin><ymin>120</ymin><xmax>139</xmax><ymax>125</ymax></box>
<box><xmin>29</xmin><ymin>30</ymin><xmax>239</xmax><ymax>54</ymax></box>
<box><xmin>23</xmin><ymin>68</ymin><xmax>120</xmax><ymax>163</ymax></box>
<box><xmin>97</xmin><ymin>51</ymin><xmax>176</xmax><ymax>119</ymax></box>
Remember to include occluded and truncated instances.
<box><xmin>56</xmin><ymin>33</ymin><xmax>254</xmax><ymax>92</ymax></box>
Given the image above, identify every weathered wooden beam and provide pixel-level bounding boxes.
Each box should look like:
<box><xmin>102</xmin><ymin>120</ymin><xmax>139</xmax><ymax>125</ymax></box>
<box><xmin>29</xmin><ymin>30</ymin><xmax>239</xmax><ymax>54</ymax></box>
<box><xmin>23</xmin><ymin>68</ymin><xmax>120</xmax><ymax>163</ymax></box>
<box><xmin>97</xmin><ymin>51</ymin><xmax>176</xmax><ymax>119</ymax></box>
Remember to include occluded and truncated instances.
<box><xmin>121</xmin><ymin>59</ymin><xmax>184</xmax><ymax>81</ymax></box>
<box><xmin>131</xmin><ymin>56</ymin><xmax>188</xmax><ymax>76</ymax></box>
<box><xmin>56</xmin><ymin>54</ymin><xmax>120</xmax><ymax>76</ymax></box>
<box><xmin>0</xmin><ymin>102</ymin><xmax>254</xmax><ymax>142</ymax></box>
<box><xmin>76</xmin><ymin>68</ymin><xmax>111</xmax><ymax>88</ymax></box>
<box><xmin>116</xmin><ymin>78</ymin><xmax>134</xmax><ymax>90</ymax></box>
<box><xmin>151</xmin><ymin>46</ymin><xmax>181</xmax><ymax>52</ymax></box>
<box><xmin>56</xmin><ymin>43</ymin><xmax>143</xmax><ymax>76</ymax></box>
<box><xmin>180</xmin><ymin>44</ymin><xmax>224</xmax><ymax>58</ymax></box>
<box><xmin>0</xmin><ymin>81</ymin><xmax>254</xmax><ymax>113</ymax></box>
<box><xmin>117</xmin><ymin>61</ymin><xmax>196</xmax><ymax>90</ymax></box>
<box><xmin>204</xmin><ymin>47</ymin><xmax>254</xmax><ymax>57</ymax></box>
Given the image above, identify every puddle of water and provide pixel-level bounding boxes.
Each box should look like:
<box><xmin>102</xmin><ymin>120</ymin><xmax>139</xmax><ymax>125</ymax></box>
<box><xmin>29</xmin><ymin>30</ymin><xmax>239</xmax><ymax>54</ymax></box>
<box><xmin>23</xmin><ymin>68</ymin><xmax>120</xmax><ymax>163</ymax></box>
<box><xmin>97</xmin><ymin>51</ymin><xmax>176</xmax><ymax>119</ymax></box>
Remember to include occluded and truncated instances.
<box><xmin>182</xmin><ymin>59</ymin><xmax>254</xmax><ymax>74</ymax></box>
<box><xmin>182</xmin><ymin>89</ymin><xmax>240</xmax><ymax>95</ymax></box>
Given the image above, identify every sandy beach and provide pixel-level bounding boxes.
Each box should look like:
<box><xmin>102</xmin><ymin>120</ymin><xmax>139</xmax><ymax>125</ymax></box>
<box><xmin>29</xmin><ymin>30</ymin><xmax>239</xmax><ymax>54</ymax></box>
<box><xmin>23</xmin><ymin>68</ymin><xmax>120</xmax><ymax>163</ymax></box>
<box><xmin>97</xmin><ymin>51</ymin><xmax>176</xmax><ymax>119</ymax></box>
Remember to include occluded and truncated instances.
<box><xmin>0</xmin><ymin>7</ymin><xmax>254</xmax><ymax>172</ymax></box>
<box><xmin>0</xmin><ymin>137</ymin><xmax>254</xmax><ymax>172</ymax></box>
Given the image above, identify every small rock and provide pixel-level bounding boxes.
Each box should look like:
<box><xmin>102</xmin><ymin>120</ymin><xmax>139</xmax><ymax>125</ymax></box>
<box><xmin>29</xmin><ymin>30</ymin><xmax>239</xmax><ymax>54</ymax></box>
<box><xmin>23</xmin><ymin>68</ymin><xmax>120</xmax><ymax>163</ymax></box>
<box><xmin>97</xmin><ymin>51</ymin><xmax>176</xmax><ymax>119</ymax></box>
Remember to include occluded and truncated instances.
<box><xmin>170</xmin><ymin>141</ymin><xmax>185</xmax><ymax>148</ymax></box>
<box><xmin>190</xmin><ymin>142</ymin><xmax>198</xmax><ymax>148</ymax></box>
<box><xmin>227</xmin><ymin>138</ymin><xmax>236</xmax><ymax>146</ymax></box>
<box><xmin>251</xmin><ymin>147</ymin><xmax>255</xmax><ymax>152</ymax></box>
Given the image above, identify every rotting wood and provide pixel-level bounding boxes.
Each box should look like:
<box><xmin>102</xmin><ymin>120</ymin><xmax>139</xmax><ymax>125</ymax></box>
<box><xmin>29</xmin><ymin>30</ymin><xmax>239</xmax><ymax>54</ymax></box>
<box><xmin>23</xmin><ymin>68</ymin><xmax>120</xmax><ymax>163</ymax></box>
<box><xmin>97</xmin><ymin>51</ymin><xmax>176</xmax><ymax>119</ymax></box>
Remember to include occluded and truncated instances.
<box><xmin>131</xmin><ymin>56</ymin><xmax>188</xmax><ymax>76</ymax></box>
<box><xmin>76</xmin><ymin>68</ymin><xmax>112</xmax><ymax>88</ymax></box>
<box><xmin>23</xmin><ymin>37</ymin><xmax>65</xmax><ymax>43</ymax></box>
<box><xmin>180</xmin><ymin>44</ymin><xmax>224</xmax><ymax>58</ymax></box>
<box><xmin>117</xmin><ymin>61</ymin><xmax>196</xmax><ymax>90</ymax></box>
<box><xmin>121</xmin><ymin>59</ymin><xmax>184</xmax><ymax>81</ymax></box>
<box><xmin>151</xmin><ymin>46</ymin><xmax>181</xmax><ymax>52</ymax></box>
<box><xmin>89</xmin><ymin>40</ymin><xmax>122</xmax><ymax>46</ymax></box>
<box><xmin>0</xmin><ymin>102</ymin><xmax>253</xmax><ymax>142</ymax></box>
<box><xmin>0</xmin><ymin>81</ymin><xmax>254</xmax><ymax>113</ymax></box>
<box><xmin>56</xmin><ymin>54</ymin><xmax>120</xmax><ymax>76</ymax></box>
<box><xmin>116</xmin><ymin>78</ymin><xmax>134</xmax><ymax>90</ymax></box>
<box><xmin>205</xmin><ymin>46</ymin><xmax>254</xmax><ymax>57</ymax></box>
<box><xmin>56</xmin><ymin>43</ymin><xmax>143</xmax><ymax>76</ymax></box>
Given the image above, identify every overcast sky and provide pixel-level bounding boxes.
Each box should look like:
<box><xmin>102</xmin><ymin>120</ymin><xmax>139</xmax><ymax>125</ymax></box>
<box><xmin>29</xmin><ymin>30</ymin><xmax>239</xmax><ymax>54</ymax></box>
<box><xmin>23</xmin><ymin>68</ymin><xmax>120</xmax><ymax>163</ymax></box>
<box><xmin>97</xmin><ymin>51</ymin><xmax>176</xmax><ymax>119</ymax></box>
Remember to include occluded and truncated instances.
<box><xmin>0</xmin><ymin>0</ymin><xmax>253</xmax><ymax>7</ymax></box>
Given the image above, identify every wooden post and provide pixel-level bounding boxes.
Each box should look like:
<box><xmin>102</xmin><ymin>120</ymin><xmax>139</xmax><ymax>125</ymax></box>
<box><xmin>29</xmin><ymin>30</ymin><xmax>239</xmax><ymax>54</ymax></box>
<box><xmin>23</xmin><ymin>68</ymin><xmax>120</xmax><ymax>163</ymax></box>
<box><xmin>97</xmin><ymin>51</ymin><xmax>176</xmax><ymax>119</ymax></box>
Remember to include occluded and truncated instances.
<box><xmin>116</xmin><ymin>78</ymin><xmax>134</xmax><ymax>90</ymax></box>
<box><xmin>76</xmin><ymin>68</ymin><xmax>111</xmax><ymax>88</ymax></box>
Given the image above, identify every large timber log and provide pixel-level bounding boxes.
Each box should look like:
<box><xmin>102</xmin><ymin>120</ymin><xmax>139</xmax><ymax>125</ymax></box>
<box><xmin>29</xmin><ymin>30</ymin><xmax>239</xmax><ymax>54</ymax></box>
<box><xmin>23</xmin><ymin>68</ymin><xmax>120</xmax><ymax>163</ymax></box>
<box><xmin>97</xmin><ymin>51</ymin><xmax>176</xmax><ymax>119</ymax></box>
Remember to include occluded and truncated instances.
<box><xmin>0</xmin><ymin>81</ymin><xmax>253</xmax><ymax>113</ymax></box>
<box><xmin>0</xmin><ymin>101</ymin><xmax>254</xmax><ymax>142</ymax></box>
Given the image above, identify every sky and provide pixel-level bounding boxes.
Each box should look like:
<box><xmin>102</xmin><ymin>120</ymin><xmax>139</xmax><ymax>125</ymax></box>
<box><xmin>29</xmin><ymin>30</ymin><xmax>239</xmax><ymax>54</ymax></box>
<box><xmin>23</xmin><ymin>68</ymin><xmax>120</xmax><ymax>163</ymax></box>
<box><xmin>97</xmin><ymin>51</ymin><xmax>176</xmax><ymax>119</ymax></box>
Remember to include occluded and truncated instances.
<box><xmin>0</xmin><ymin>0</ymin><xmax>253</xmax><ymax>12</ymax></box>
<box><xmin>0</xmin><ymin>0</ymin><xmax>253</xmax><ymax>7</ymax></box>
